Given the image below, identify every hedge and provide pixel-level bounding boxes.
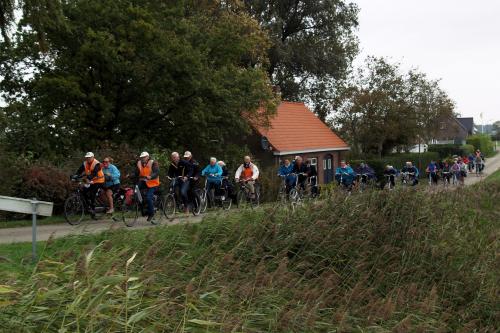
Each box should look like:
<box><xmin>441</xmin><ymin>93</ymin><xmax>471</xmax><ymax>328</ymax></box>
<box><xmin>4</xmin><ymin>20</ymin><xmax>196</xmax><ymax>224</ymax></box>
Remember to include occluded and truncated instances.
<box><xmin>351</xmin><ymin>152</ymin><xmax>440</xmax><ymax>180</ymax></box>
<box><xmin>428</xmin><ymin>144</ymin><xmax>475</xmax><ymax>158</ymax></box>
<box><xmin>467</xmin><ymin>134</ymin><xmax>495</xmax><ymax>157</ymax></box>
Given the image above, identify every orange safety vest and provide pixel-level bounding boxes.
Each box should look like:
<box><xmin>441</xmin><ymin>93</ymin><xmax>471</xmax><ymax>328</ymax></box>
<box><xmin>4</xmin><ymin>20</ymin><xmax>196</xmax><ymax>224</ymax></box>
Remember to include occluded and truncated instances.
<box><xmin>84</xmin><ymin>159</ymin><xmax>104</xmax><ymax>184</ymax></box>
<box><xmin>137</xmin><ymin>159</ymin><xmax>160</xmax><ymax>188</ymax></box>
<box><xmin>242</xmin><ymin>165</ymin><xmax>253</xmax><ymax>179</ymax></box>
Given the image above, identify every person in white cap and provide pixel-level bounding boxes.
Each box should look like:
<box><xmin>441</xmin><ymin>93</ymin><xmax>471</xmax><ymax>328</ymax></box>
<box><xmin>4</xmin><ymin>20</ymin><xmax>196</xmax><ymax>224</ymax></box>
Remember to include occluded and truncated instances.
<box><xmin>73</xmin><ymin>152</ymin><xmax>105</xmax><ymax>218</ymax></box>
<box><xmin>134</xmin><ymin>151</ymin><xmax>160</xmax><ymax>222</ymax></box>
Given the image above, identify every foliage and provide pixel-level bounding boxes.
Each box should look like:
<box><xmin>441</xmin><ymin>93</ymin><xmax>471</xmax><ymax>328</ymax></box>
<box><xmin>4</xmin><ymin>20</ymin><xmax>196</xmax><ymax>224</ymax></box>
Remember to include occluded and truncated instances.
<box><xmin>332</xmin><ymin>57</ymin><xmax>455</xmax><ymax>157</ymax></box>
<box><xmin>428</xmin><ymin>144</ymin><xmax>475</xmax><ymax>158</ymax></box>
<box><xmin>244</xmin><ymin>0</ymin><xmax>359</xmax><ymax>119</ymax></box>
<box><xmin>0</xmin><ymin>0</ymin><xmax>278</xmax><ymax>158</ymax></box>
<box><xmin>467</xmin><ymin>134</ymin><xmax>495</xmax><ymax>157</ymax></box>
<box><xmin>1</xmin><ymin>179</ymin><xmax>498</xmax><ymax>331</ymax></box>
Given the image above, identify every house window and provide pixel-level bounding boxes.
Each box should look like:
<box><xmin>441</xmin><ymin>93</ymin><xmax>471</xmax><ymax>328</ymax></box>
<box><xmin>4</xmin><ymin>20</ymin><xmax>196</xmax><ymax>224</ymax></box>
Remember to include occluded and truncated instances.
<box><xmin>323</xmin><ymin>159</ymin><xmax>327</xmax><ymax>170</ymax></box>
<box><xmin>328</xmin><ymin>159</ymin><xmax>332</xmax><ymax>169</ymax></box>
<box><xmin>309</xmin><ymin>158</ymin><xmax>317</xmax><ymax>166</ymax></box>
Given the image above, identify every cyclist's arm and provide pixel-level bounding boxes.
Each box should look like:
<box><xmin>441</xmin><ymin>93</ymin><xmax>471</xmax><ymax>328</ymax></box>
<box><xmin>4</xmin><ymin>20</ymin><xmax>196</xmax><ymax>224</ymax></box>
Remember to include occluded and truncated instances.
<box><xmin>75</xmin><ymin>164</ymin><xmax>85</xmax><ymax>177</ymax></box>
<box><xmin>234</xmin><ymin>165</ymin><xmax>242</xmax><ymax>180</ymax></box>
<box><xmin>252</xmin><ymin>165</ymin><xmax>259</xmax><ymax>180</ymax></box>
<box><xmin>88</xmin><ymin>163</ymin><xmax>101</xmax><ymax>181</ymax></box>
<box><xmin>149</xmin><ymin>161</ymin><xmax>159</xmax><ymax>180</ymax></box>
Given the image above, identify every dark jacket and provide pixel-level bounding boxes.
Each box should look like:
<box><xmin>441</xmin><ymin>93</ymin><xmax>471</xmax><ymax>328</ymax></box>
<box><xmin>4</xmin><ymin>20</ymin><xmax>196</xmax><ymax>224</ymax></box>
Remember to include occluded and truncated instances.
<box><xmin>168</xmin><ymin>160</ymin><xmax>191</xmax><ymax>178</ymax></box>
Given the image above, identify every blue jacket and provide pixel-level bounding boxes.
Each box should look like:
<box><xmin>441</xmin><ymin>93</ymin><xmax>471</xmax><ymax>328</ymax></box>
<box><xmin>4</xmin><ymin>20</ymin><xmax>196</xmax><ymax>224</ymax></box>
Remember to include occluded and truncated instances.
<box><xmin>355</xmin><ymin>165</ymin><xmax>375</xmax><ymax>178</ymax></box>
<box><xmin>335</xmin><ymin>166</ymin><xmax>356</xmax><ymax>183</ymax></box>
<box><xmin>103</xmin><ymin>164</ymin><xmax>121</xmax><ymax>186</ymax></box>
<box><xmin>201</xmin><ymin>164</ymin><xmax>223</xmax><ymax>182</ymax></box>
<box><xmin>278</xmin><ymin>163</ymin><xmax>294</xmax><ymax>176</ymax></box>
<box><xmin>426</xmin><ymin>162</ymin><xmax>439</xmax><ymax>173</ymax></box>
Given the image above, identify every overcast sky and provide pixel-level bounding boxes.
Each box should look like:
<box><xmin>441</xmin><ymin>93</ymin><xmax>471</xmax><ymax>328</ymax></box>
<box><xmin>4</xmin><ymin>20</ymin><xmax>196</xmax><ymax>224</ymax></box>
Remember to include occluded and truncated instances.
<box><xmin>353</xmin><ymin>0</ymin><xmax>499</xmax><ymax>124</ymax></box>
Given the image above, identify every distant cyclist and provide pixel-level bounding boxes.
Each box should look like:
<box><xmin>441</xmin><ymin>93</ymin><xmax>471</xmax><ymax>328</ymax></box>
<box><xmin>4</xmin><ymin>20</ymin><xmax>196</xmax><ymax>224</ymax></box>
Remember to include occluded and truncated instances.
<box><xmin>355</xmin><ymin>162</ymin><xmax>376</xmax><ymax>185</ymax></box>
<box><xmin>401</xmin><ymin>161</ymin><xmax>419</xmax><ymax>186</ymax></box>
<box><xmin>102</xmin><ymin>157</ymin><xmax>121</xmax><ymax>214</ymax></box>
<box><xmin>426</xmin><ymin>160</ymin><xmax>439</xmax><ymax>185</ymax></box>
<box><xmin>168</xmin><ymin>152</ymin><xmax>192</xmax><ymax>213</ymax></box>
<box><xmin>201</xmin><ymin>157</ymin><xmax>223</xmax><ymax>205</ymax></box>
<box><xmin>278</xmin><ymin>158</ymin><xmax>295</xmax><ymax>194</ymax></box>
<box><xmin>292</xmin><ymin>156</ymin><xmax>309</xmax><ymax>191</ymax></box>
<box><xmin>73</xmin><ymin>152</ymin><xmax>105</xmax><ymax>218</ymax></box>
<box><xmin>335</xmin><ymin>160</ymin><xmax>356</xmax><ymax>190</ymax></box>
<box><xmin>383</xmin><ymin>165</ymin><xmax>398</xmax><ymax>189</ymax></box>
<box><xmin>440</xmin><ymin>160</ymin><xmax>452</xmax><ymax>184</ymax></box>
<box><xmin>235</xmin><ymin>156</ymin><xmax>259</xmax><ymax>199</ymax></box>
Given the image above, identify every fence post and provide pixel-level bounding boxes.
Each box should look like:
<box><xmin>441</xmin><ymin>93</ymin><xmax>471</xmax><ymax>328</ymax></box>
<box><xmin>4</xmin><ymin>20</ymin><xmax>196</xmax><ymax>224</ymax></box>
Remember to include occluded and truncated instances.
<box><xmin>31</xmin><ymin>199</ymin><xmax>38</xmax><ymax>262</ymax></box>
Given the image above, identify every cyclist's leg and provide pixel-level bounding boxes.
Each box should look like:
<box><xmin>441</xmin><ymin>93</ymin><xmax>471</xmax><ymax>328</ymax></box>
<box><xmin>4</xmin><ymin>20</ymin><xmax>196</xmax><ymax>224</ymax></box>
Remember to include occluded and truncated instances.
<box><xmin>246</xmin><ymin>181</ymin><xmax>255</xmax><ymax>196</ymax></box>
<box><xmin>145</xmin><ymin>186</ymin><xmax>155</xmax><ymax>218</ymax></box>
<box><xmin>180</xmin><ymin>181</ymin><xmax>190</xmax><ymax>209</ymax></box>
<box><xmin>89</xmin><ymin>184</ymin><xmax>101</xmax><ymax>210</ymax></box>
<box><xmin>105</xmin><ymin>187</ymin><xmax>114</xmax><ymax>212</ymax></box>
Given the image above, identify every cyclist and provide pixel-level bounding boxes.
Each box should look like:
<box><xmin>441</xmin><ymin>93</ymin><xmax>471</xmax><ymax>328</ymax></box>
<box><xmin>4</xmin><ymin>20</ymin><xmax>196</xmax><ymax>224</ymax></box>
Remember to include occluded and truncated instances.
<box><xmin>474</xmin><ymin>153</ymin><xmax>484</xmax><ymax>173</ymax></box>
<box><xmin>102</xmin><ymin>157</ymin><xmax>121</xmax><ymax>214</ymax></box>
<box><xmin>278</xmin><ymin>158</ymin><xmax>295</xmax><ymax>194</ymax></box>
<box><xmin>383</xmin><ymin>165</ymin><xmax>397</xmax><ymax>189</ymax></box>
<box><xmin>467</xmin><ymin>152</ymin><xmax>475</xmax><ymax>172</ymax></box>
<box><xmin>201</xmin><ymin>157</ymin><xmax>223</xmax><ymax>205</ymax></box>
<box><xmin>74</xmin><ymin>152</ymin><xmax>105</xmax><ymax>218</ymax></box>
<box><xmin>135</xmin><ymin>152</ymin><xmax>160</xmax><ymax>222</ymax></box>
<box><xmin>441</xmin><ymin>160</ymin><xmax>452</xmax><ymax>184</ymax></box>
<box><xmin>401</xmin><ymin>161</ymin><xmax>419</xmax><ymax>186</ymax></box>
<box><xmin>218</xmin><ymin>160</ymin><xmax>234</xmax><ymax>199</ymax></box>
<box><xmin>168</xmin><ymin>152</ymin><xmax>192</xmax><ymax>213</ymax></box>
<box><xmin>235</xmin><ymin>156</ymin><xmax>259</xmax><ymax>199</ymax></box>
<box><xmin>293</xmin><ymin>156</ymin><xmax>309</xmax><ymax>191</ymax></box>
<box><xmin>458</xmin><ymin>157</ymin><xmax>468</xmax><ymax>184</ymax></box>
<box><xmin>355</xmin><ymin>162</ymin><xmax>376</xmax><ymax>186</ymax></box>
<box><xmin>425</xmin><ymin>160</ymin><xmax>439</xmax><ymax>185</ymax></box>
<box><xmin>335</xmin><ymin>160</ymin><xmax>356</xmax><ymax>190</ymax></box>
<box><xmin>183</xmin><ymin>151</ymin><xmax>200</xmax><ymax>181</ymax></box>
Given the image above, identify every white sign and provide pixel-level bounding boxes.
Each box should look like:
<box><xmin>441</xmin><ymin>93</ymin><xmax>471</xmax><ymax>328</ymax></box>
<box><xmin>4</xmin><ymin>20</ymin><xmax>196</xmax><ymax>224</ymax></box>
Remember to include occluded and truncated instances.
<box><xmin>0</xmin><ymin>195</ymin><xmax>53</xmax><ymax>216</ymax></box>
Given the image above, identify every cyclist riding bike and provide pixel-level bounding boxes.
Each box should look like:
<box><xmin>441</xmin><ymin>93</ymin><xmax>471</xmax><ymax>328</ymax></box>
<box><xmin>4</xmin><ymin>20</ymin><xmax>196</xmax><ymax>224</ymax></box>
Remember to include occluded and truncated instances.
<box><xmin>335</xmin><ymin>160</ymin><xmax>356</xmax><ymax>191</ymax></box>
<box><xmin>235</xmin><ymin>156</ymin><xmax>259</xmax><ymax>199</ymax></box>
<box><xmin>134</xmin><ymin>152</ymin><xmax>160</xmax><ymax>222</ymax></box>
<box><xmin>293</xmin><ymin>156</ymin><xmax>309</xmax><ymax>191</ymax></box>
<box><xmin>401</xmin><ymin>161</ymin><xmax>419</xmax><ymax>186</ymax></box>
<box><xmin>426</xmin><ymin>160</ymin><xmax>439</xmax><ymax>185</ymax></box>
<box><xmin>218</xmin><ymin>160</ymin><xmax>234</xmax><ymax>199</ymax></box>
<box><xmin>73</xmin><ymin>152</ymin><xmax>105</xmax><ymax>218</ymax></box>
<box><xmin>355</xmin><ymin>162</ymin><xmax>376</xmax><ymax>185</ymax></box>
<box><xmin>305</xmin><ymin>159</ymin><xmax>319</xmax><ymax>196</ymax></box>
<box><xmin>278</xmin><ymin>158</ymin><xmax>295</xmax><ymax>194</ymax></box>
<box><xmin>168</xmin><ymin>152</ymin><xmax>193</xmax><ymax>213</ymax></box>
<box><xmin>102</xmin><ymin>157</ymin><xmax>121</xmax><ymax>214</ymax></box>
<box><xmin>201</xmin><ymin>157</ymin><xmax>223</xmax><ymax>205</ymax></box>
<box><xmin>383</xmin><ymin>165</ymin><xmax>397</xmax><ymax>189</ymax></box>
<box><xmin>440</xmin><ymin>161</ymin><xmax>452</xmax><ymax>184</ymax></box>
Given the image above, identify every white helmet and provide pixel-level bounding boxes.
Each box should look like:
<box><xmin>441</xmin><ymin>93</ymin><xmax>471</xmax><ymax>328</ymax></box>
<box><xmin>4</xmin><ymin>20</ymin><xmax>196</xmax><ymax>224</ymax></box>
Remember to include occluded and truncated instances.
<box><xmin>140</xmin><ymin>151</ymin><xmax>149</xmax><ymax>158</ymax></box>
<box><xmin>84</xmin><ymin>152</ymin><xmax>94</xmax><ymax>158</ymax></box>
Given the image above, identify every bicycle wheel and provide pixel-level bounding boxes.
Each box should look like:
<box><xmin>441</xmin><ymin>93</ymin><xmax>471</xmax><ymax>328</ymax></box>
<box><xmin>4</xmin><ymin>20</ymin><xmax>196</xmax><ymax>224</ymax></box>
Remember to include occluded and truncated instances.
<box><xmin>221</xmin><ymin>196</ymin><xmax>232</xmax><ymax>210</ymax></box>
<box><xmin>150</xmin><ymin>195</ymin><xmax>165</xmax><ymax>225</ymax></box>
<box><xmin>236</xmin><ymin>190</ymin><xmax>248</xmax><ymax>209</ymax></box>
<box><xmin>195</xmin><ymin>188</ymin><xmax>208</xmax><ymax>213</ymax></box>
<box><xmin>64</xmin><ymin>194</ymin><xmax>85</xmax><ymax>225</ymax></box>
<box><xmin>191</xmin><ymin>193</ymin><xmax>202</xmax><ymax>216</ymax></box>
<box><xmin>164</xmin><ymin>194</ymin><xmax>176</xmax><ymax>220</ymax></box>
<box><xmin>120</xmin><ymin>197</ymin><xmax>139</xmax><ymax>227</ymax></box>
<box><xmin>251</xmin><ymin>190</ymin><xmax>260</xmax><ymax>208</ymax></box>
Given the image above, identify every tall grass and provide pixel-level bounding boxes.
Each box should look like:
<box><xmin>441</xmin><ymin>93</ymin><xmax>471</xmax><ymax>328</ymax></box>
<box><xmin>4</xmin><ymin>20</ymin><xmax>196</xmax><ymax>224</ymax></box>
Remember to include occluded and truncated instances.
<box><xmin>0</xmin><ymin>180</ymin><xmax>498</xmax><ymax>332</ymax></box>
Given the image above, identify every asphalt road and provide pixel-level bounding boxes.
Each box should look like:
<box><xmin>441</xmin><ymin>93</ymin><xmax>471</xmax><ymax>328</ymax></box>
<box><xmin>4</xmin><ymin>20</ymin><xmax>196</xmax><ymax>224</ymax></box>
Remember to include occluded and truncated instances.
<box><xmin>1</xmin><ymin>152</ymin><xmax>499</xmax><ymax>245</ymax></box>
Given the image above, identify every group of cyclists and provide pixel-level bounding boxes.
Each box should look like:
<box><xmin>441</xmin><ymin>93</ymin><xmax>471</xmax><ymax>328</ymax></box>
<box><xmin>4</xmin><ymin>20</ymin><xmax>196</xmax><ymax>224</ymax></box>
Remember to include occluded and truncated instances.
<box><xmin>333</xmin><ymin>149</ymin><xmax>486</xmax><ymax>190</ymax></box>
<box><xmin>73</xmin><ymin>151</ymin><xmax>260</xmax><ymax>221</ymax></box>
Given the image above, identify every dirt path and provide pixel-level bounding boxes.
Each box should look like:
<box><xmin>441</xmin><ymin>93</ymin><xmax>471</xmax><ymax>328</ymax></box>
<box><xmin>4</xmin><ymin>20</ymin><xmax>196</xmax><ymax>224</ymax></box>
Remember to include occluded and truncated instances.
<box><xmin>0</xmin><ymin>215</ymin><xmax>203</xmax><ymax>245</ymax></box>
<box><xmin>463</xmin><ymin>152</ymin><xmax>500</xmax><ymax>185</ymax></box>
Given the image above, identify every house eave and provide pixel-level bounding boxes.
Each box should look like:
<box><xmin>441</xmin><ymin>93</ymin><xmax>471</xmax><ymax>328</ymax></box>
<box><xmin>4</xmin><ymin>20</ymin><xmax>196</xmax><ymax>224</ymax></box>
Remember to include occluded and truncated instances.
<box><xmin>273</xmin><ymin>147</ymin><xmax>350</xmax><ymax>156</ymax></box>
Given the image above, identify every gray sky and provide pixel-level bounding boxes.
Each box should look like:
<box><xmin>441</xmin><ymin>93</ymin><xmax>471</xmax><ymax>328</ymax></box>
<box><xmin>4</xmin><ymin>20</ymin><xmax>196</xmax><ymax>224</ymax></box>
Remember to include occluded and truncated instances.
<box><xmin>354</xmin><ymin>0</ymin><xmax>500</xmax><ymax>124</ymax></box>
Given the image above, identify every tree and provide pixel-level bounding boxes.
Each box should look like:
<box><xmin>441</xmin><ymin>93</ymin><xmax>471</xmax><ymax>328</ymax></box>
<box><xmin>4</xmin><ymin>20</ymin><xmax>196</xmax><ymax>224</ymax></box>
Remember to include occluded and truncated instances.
<box><xmin>332</xmin><ymin>57</ymin><xmax>454</xmax><ymax>157</ymax></box>
<box><xmin>243</xmin><ymin>0</ymin><xmax>359</xmax><ymax>118</ymax></box>
<box><xmin>0</xmin><ymin>0</ymin><xmax>278</xmax><ymax>157</ymax></box>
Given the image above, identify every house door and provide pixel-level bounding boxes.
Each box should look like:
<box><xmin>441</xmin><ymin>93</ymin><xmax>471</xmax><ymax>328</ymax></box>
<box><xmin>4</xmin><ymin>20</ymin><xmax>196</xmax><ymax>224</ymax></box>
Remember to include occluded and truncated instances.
<box><xmin>323</xmin><ymin>154</ymin><xmax>334</xmax><ymax>184</ymax></box>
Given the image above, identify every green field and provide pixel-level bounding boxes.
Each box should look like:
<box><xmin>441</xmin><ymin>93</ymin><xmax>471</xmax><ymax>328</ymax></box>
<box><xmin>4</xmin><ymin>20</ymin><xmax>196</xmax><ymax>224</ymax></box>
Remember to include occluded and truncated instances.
<box><xmin>0</xmin><ymin>178</ymin><xmax>498</xmax><ymax>332</ymax></box>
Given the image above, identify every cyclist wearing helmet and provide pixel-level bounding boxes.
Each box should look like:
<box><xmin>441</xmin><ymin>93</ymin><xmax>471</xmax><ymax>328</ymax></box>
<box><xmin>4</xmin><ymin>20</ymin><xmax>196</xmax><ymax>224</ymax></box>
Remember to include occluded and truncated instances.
<box><xmin>135</xmin><ymin>151</ymin><xmax>160</xmax><ymax>222</ymax></box>
<box><xmin>73</xmin><ymin>152</ymin><xmax>105</xmax><ymax>217</ymax></box>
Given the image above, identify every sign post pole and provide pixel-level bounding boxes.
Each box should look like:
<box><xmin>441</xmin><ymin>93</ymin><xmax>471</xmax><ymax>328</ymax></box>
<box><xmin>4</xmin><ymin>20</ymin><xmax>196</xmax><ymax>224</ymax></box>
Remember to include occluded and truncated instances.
<box><xmin>31</xmin><ymin>199</ymin><xmax>38</xmax><ymax>262</ymax></box>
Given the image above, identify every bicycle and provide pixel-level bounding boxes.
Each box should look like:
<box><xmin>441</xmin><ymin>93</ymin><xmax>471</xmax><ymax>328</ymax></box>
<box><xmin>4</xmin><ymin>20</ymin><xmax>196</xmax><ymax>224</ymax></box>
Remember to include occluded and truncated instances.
<box><xmin>384</xmin><ymin>174</ymin><xmax>396</xmax><ymax>190</ymax></box>
<box><xmin>356</xmin><ymin>174</ymin><xmax>373</xmax><ymax>192</ymax></box>
<box><xmin>202</xmin><ymin>177</ymin><xmax>232</xmax><ymax>211</ymax></box>
<box><xmin>164</xmin><ymin>176</ymin><xmax>203</xmax><ymax>220</ymax></box>
<box><xmin>236</xmin><ymin>179</ymin><xmax>260</xmax><ymax>209</ymax></box>
<box><xmin>119</xmin><ymin>181</ymin><xmax>166</xmax><ymax>227</ymax></box>
<box><xmin>441</xmin><ymin>171</ymin><xmax>451</xmax><ymax>187</ymax></box>
<box><xmin>336</xmin><ymin>172</ymin><xmax>353</xmax><ymax>194</ymax></box>
<box><xmin>427</xmin><ymin>171</ymin><xmax>438</xmax><ymax>187</ymax></box>
<box><xmin>64</xmin><ymin>176</ymin><xmax>124</xmax><ymax>225</ymax></box>
<box><xmin>400</xmin><ymin>172</ymin><xmax>416</xmax><ymax>187</ymax></box>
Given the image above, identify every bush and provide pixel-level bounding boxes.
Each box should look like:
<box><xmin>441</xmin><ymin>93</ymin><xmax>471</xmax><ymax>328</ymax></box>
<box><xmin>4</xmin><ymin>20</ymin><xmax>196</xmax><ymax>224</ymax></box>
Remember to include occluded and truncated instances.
<box><xmin>351</xmin><ymin>152</ymin><xmax>439</xmax><ymax>179</ymax></box>
<box><xmin>428</xmin><ymin>144</ymin><xmax>474</xmax><ymax>158</ymax></box>
<box><xmin>467</xmin><ymin>134</ymin><xmax>495</xmax><ymax>157</ymax></box>
<box><xmin>16</xmin><ymin>165</ymin><xmax>73</xmax><ymax>214</ymax></box>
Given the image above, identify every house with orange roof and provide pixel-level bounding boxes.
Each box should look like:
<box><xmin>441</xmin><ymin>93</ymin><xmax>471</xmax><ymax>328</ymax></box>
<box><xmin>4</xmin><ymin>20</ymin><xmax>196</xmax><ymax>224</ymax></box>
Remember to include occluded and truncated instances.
<box><xmin>249</xmin><ymin>101</ymin><xmax>350</xmax><ymax>184</ymax></box>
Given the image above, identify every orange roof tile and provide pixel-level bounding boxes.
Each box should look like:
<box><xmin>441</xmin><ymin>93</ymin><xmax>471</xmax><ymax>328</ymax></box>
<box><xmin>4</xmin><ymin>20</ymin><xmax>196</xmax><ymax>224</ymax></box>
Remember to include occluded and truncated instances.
<box><xmin>251</xmin><ymin>101</ymin><xmax>349</xmax><ymax>155</ymax></box>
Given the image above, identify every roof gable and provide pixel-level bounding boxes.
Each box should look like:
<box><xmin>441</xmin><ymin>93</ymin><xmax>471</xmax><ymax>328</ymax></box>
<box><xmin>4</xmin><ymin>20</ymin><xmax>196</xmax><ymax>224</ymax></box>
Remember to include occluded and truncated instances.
<box><xmin>251</xmin><ymin>101</ymin><xmax>349</xmax><ymax>154</ymax></box>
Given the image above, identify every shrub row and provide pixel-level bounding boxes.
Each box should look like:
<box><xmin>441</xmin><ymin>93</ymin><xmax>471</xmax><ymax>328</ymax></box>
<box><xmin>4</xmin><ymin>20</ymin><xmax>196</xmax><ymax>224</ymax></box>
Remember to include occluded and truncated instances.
<box><xmin>428</xmin><ymin>144</ymin><xmax>475</xmax><ymax>158</ymax></box>
<box><xmin>467</xmin><ymin>134</ymin><xmax>495</xmax><ymax>157</ymax></box>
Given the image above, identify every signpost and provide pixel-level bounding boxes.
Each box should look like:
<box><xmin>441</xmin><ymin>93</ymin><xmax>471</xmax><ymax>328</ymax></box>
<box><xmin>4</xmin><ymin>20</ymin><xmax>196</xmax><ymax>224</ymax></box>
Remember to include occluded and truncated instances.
<box><xmin>0</xmin><ymin>196</ymin><xmax>54</xmax><ymax>261</ymax></box>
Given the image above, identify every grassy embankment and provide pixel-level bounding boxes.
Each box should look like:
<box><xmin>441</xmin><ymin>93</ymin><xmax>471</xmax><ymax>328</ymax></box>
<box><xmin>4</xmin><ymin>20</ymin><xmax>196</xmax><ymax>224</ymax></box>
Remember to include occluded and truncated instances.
<box><xmin>0</xmin><ymin>172</ymin><xmax>498</xmax><ymax>332</ymax></box>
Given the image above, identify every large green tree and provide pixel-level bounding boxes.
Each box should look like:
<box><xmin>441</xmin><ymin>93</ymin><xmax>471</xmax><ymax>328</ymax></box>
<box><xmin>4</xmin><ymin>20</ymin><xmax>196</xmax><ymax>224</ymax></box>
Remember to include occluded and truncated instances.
<box><xmin>0</xmin><ymin>0</ymin><xmax>277</xmax><ymax>157</ymax></box>
<box><xmin>243</xmin><ymin>0</ymin><xmax>359</xmax><ymax>118</ymax></box>
<box><xmin>332</xmin><ymin>57</ymin><xmax>454</xmax><ymax>157</ymax></box>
